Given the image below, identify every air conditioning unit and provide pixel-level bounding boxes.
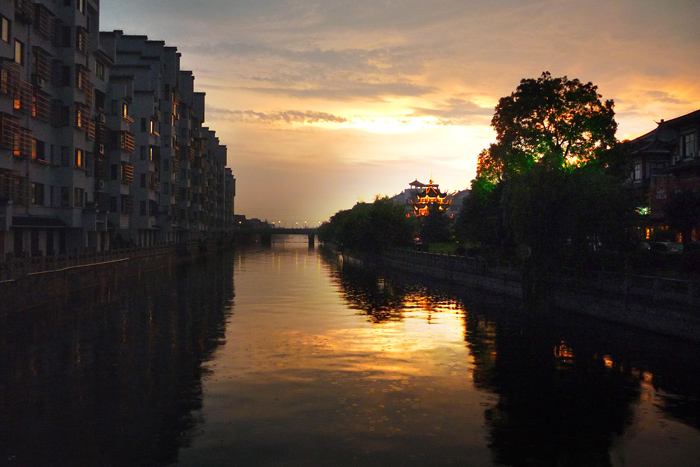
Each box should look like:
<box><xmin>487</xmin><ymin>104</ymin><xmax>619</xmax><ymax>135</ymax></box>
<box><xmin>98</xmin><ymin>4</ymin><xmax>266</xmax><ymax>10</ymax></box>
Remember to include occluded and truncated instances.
<box><xmin>98</xmin><ymin>180</ymin><xmax>105</xmax><ymax>190</ymax></box>
<box><xmin>99</xmin><ymin>144</ymin><xmax>105</xmax><ymax>154</ymax></box>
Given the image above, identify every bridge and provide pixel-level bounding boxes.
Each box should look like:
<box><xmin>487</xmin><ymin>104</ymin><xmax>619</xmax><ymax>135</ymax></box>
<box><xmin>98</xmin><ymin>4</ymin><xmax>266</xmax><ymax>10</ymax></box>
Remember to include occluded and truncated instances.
<box><xmin>235</xmin><ymin>227</ymin><xmax>319</xmax><ymax>246</ymax></box>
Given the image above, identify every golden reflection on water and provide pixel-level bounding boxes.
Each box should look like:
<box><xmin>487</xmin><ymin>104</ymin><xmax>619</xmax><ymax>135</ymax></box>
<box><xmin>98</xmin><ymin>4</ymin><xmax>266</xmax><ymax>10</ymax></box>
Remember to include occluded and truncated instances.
<box><xmin>178</xmin><ymin>243</ymin><xmax>700</xmax><ymax>466</ymax></box>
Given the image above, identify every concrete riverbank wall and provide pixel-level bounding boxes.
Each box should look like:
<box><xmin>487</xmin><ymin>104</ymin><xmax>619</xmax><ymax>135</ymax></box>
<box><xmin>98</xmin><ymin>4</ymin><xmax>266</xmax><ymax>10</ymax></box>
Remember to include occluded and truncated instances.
<box><xmin>372</xmin><ymin>249</ymin><xmax>700</xmax><ymax>342</ymax></box>
<box><xmin>0</xmin><ymin>239</ymin><xmax>224</xmax><ymax>314</ymax></box>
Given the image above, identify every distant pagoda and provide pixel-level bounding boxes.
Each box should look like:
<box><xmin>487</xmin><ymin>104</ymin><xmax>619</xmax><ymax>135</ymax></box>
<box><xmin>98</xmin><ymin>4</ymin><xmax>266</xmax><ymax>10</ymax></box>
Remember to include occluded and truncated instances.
<box><xmin>409</xmin><ymin>179</ymin><xmax>453</xmax><ymax>216</ymax></box>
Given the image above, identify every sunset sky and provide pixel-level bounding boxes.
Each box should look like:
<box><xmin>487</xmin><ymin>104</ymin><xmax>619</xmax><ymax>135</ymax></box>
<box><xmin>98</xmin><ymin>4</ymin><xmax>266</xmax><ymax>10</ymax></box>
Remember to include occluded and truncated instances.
<box><xmin>100</xmin><ymin>0</ymin><xmax>700</xmax><ymax>225</ymax></box>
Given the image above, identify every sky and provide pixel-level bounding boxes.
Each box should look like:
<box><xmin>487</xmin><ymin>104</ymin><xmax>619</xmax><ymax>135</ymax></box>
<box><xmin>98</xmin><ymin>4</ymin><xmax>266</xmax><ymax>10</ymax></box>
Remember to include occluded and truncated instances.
<box><xmin>99</xmin><ymin>0</ymin><xmax>700</xmax><ymax>226</ymax></box>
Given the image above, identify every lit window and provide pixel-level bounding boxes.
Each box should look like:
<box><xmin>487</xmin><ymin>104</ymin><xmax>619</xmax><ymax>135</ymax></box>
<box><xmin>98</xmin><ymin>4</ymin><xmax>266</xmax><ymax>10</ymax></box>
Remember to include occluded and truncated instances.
<box><xmin>633</xmin><ymin>163</ymin><xmax>642</xmax><ymax>180</ymax></box>
<box><xmin>14</xmin><ymin>39</ymin><xmax>23</xmax><ymax>65</ymax></box>
<box><xmin>75</xmin><ymin>148</ymin><xmax>83</xmax><ymax>167</ymax></box>
<box><xmin>1</xmin><ymin>16</ymin><xmax>9</xmax><ymax>43</ymax></box>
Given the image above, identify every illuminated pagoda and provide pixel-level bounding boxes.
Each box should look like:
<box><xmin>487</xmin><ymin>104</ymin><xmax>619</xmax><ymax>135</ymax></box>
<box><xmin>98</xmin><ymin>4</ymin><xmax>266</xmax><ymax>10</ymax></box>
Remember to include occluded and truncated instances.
<box><xmin>409</xmin><ymin>179</ymin><xmax>453</xmax><ymax>217</ymax></box>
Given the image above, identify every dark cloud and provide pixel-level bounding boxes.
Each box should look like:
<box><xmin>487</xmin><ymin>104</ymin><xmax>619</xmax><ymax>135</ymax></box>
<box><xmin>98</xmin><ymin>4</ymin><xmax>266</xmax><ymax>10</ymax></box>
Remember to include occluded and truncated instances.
<box><xmin>411</xmin><ymin>98</ymin><xmax>494</xmax><ymax>125</ymax></box>
<box><xmin>641</xmin><ymin>91</ymin><xmax>690</xmax><ymax>106</ymax></box>
<box><xmin>240</xmin><ymin>81</ymin><xmax>435</xmax><ymax>102</ymax></box>
<box><xmin>208</xmin><ymin>108</ymin><xmax>348</xmax><ymax>125</ymax></box>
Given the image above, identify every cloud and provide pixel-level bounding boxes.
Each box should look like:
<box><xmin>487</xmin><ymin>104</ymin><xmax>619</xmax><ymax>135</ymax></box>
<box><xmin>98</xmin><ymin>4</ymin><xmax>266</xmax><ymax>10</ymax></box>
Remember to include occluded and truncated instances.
<box><xmin>240</xmin><ymin>82</ymin><xmax>435</xmax><ymax>102</ymax></box>
<box><xmin>411</xmin><ymin>98</ymin><xmax>494</xmax><ymax>125</ymax></box>
<box><xmin>208</xmin><ymin>108</ymin><xmax>348</xmax><ymax>125</ymax></box>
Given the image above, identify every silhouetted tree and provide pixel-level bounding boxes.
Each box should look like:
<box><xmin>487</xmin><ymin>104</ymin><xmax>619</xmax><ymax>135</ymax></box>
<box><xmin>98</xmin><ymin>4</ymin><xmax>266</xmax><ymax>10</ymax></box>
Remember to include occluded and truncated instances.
<box><xmin>457</xmin><ymin>72</ymin><xmax>631</xmax><ymax>299</ymax></box>
<box><xmin>419</xmin><ymin>205</ymin><xmax>452</xmax><ymax>244</ymax></box>
<box><xmin>320</xmin><ymin>197</ymin><xmax>412</xmax><ymax>253</ymax></box>
<box><xmin>481</xmin><ymin>71</ymin><xmax>618</xmax><ymax>180</ymax></box>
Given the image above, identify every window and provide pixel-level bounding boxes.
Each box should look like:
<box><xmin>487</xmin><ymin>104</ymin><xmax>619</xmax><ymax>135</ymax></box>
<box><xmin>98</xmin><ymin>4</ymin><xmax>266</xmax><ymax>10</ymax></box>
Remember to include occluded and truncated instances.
<box><xmin>61</xmin><ymin>187</ymin><xmax>70</xmax><ymax>207</ymax></box>
<box><xmin>122</xmin><ymin>103</ymin><xmax>129</xmax><ymax>118</ymax></box>
<box><xmin>35</xmin><ymin>140</ymin><xmax>46</xmax><ymax>162</ymax></box>
<box><xmin>682</xmin><ymin>133</ymin><xmax>696</xmax><ymax>158</ymax></box>
<box><xmin>633</xmin><ymin>163</ymin><xmax>642</xmax><ymax>180</ymax></box>
<box><xmin>95</xmin><ymin>61</ymin><xmax>105</xmax><ymax>80</ymax></box>
<box><xmin>75</xmin><ymin>148</ymin><xmax>83</xmax><ymax>168</ymax></box>
<box><xmin>61</xmin><ymin>147</ymin><xmax>70</xmax><ymax>166</ymax></box>
<box><xmin>77</xmin><ymin>0</ymin><xmax>85</xmax><ymax>14</ymax></box>
<box><xmin>74</xmin><ymin>188</ymin><xmax>84</xmax><ymax>207</ymax></box>
<box><xmin>140</xmin><ymin>173</ymin><xmax>146</xmax><ymax>188</ymax></box>
<box><xmin>32</xmin><ymin>183</ymin><xmax>45</xmax><ymax>206</ymax></box>
<box><xmin>109</xmin><ymin>196</ymin><xmax>117</xmax><ymax>212</ymax></box>
<box><xmin>14</xmin><ymin>40</ymin><xmax>23</xmax><ymax>65</ymax></box>
<box><xmin>1</xmin><ymin>16</ymin><xmax>10</xmax><ymax>43</ymax></box>
<box><xmin>141</xmin><ymin>118</ymin><xmax>147</xmax><ymax>132</ymax></box>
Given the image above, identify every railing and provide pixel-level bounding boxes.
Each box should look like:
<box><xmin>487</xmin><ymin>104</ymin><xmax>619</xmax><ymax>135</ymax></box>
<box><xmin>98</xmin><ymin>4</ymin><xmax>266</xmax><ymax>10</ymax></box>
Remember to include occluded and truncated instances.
<box><xmin>0</xmin><ymin>244</ymin><xmax>176</xmax><ymax>282</ymax></box>
<box><xmin>381</xmin><ymin>249</ymin><xmax>699</xmax><ymax>308</ymax></box>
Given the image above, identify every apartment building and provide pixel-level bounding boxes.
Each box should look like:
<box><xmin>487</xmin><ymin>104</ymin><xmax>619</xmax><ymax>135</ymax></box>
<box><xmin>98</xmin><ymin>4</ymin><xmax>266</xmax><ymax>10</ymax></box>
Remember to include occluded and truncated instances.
<box><xmin>0</xmin><ymin>1</ymin><xmax>235</xmax><ymax>257</ymax></box>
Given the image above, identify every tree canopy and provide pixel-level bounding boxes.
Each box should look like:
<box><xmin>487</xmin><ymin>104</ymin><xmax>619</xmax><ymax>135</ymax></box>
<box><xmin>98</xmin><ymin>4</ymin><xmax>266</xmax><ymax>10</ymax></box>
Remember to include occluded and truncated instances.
<box><xmin>477</xmin><ymin>72</ymin><xmax>617</xmax><ymax>182</ymax></box>
<box><xmin>457</xmin><ymin>72</ymin><xmax>634</xmax><ymax>288</ymax></box>
<box><xmin>318</xmin><ymin>197</ymin><xmax>413</xmax><ymax>253</ymax></box>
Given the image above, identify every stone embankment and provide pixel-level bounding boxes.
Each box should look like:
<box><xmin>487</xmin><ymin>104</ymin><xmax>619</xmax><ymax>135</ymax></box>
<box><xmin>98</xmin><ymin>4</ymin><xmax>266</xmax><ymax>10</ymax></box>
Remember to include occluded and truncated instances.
<box><xmin>375</xmin><ymin>249</ymin><xmax>700</xmax><ymax>342</ymax></box>
<box><xmin>0</xmin><ymin>239</ymin><xmax>222</xmax><ymax>314</ymax></box>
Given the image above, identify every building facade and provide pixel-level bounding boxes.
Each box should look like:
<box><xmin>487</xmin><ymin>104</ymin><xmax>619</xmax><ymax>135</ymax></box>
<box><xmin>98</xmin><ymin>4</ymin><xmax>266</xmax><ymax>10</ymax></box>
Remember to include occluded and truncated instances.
<box><xmin>0</xmin><ymin>0</ymin><xmax>235</xmax><ymax>258</ymax></box>
<box><xmin>629</xmin><ymin>109</ymin><xmax>700</xmax><ymax>241</ymax></box>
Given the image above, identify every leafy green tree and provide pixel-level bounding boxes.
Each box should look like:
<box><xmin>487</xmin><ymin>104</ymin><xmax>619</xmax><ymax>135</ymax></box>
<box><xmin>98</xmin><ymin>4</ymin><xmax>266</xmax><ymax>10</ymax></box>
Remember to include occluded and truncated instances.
<box><xmin>457</xmin><ymin>72</ymin><xmax>631</xmax><ymax>299</ymax></box>
<box><xmin>320</xmin><ymin>197</ymin><xmax>412</xmax><ymax>253</ymax></box>
<box><xmin>457</xmin><ymin>176</ymin><xmax>511</xmax><ymax>250</ymax></box>
<box><xmin>480</xmin><ymin>71</ymin><xmax>617</xmax><ymax>180</ymax></box>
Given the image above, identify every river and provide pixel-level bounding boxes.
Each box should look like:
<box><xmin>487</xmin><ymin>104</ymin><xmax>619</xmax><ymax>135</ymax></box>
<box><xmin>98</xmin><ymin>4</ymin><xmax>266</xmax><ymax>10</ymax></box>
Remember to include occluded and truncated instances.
<box><xmin>1</xmin><ymin>237</ymin><xmax>699</xmax><ymax>466</ymax></box>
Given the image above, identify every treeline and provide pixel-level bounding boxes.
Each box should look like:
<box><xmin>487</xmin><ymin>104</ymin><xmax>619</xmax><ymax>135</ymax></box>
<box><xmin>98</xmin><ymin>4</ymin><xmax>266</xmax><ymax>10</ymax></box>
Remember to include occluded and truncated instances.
<box><xmin>320</xmin><ymin>72</ymin><xmax>699</xmax><ymax>295</ymax></box>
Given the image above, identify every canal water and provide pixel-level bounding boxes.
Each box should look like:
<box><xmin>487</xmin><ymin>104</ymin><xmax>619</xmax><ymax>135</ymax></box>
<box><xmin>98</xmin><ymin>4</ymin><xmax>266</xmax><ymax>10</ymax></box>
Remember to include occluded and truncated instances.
<box><xmin>1</xmin><ymin>238</ymin><xmax>699</xmax><ymax>466</ymax></box>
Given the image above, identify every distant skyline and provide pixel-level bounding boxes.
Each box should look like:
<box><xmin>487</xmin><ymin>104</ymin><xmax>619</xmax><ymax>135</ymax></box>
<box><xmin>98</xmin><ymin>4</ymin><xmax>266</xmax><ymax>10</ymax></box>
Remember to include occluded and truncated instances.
<box><xmin>100</xmin><ymin>0</ymin><xmax>700</xmax><ymax>225</ymax></box>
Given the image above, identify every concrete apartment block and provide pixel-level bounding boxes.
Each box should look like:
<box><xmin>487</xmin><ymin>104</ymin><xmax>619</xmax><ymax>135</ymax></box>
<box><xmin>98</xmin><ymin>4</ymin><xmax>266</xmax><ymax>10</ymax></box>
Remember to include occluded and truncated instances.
<box><xmin>0</xmin><ymin>0</ymin><xmax>235</xmax><ymax>258</ymax></box>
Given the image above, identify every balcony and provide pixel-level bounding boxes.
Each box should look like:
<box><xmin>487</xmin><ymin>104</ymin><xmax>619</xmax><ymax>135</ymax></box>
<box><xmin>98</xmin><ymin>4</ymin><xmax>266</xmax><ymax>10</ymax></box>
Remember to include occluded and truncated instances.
<box><xmin>33</xmin><ymin>90</ymin><xmax>52</xmax><ymax>123</ymax></box>
<box><xmin>0</xmin><ymin>169</ymin><xmax>30</xmax><ymax>206</ymax></box>
<box><xmin>76</xmin><ymin>27</ymin><xmax>91</xmax><ymax>56</ymax></box>
<box><xmin>33</xmin><ymin>4</ymin><xmax>56</xmax><ymax>40</ymax></box>
<box><xmin>15</xmin><ymin>0</ymin><xmax>35</xmax><ymax>24</ymax></box>
<box><xmin>120</xmin><ymin>162</ymin><xmax>134</xmax><ymax>185</ymax></box>
<box><xmin>117</xmin><ymin>131</ymin><xmax>135</xmax><ymax>153</ymax></box>
<box><xmin>0</xmin><ymin>113</ymin><xmax>20</xmax><ymax>150</ymax></box>
<box><xmin>76</xmin><ymin>65</ymin><xmax>93</xmax><ymax>106</ymax></box>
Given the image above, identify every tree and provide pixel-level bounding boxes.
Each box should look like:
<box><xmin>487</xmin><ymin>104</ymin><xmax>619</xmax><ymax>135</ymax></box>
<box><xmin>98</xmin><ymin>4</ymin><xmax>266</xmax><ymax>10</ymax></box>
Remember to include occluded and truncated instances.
<box><xmin>419</xmin><ymin>205</ymin><xmax>452</xmax><ymax>244</ymax></box>
<box><xmin>320</xmin><ymin>197</ymin><xmax>412</xmax><ymax>253</ymax></box>
<box><xmin>479</xmin><ymin>72</ymin><xmax>617</xmax><ymax>180</ymax></box>
<box><xmin>457</xmin><ymin>72</ymin><xmax>631</xmax><ymax>300</ymax></box>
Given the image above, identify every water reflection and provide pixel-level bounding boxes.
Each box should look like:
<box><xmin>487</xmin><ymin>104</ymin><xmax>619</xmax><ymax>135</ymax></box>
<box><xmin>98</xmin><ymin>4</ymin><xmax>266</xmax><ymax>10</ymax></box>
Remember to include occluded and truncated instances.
<box><xmin>3</xmin><ymin>244</ymin><xmax>698</xmax><ymax>466</ymax></box>
<box><xmin>331</xmin><ymin>255</ymin><xmax>700</xmax><ymax>466</ymax></box>
<box><xmin>0</xmin><ymin>254</ymin><xmax>234</xmax><ymax>466</ymax></box>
